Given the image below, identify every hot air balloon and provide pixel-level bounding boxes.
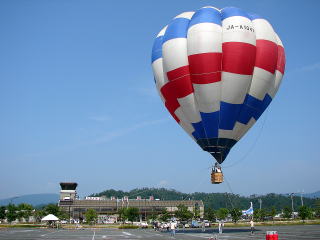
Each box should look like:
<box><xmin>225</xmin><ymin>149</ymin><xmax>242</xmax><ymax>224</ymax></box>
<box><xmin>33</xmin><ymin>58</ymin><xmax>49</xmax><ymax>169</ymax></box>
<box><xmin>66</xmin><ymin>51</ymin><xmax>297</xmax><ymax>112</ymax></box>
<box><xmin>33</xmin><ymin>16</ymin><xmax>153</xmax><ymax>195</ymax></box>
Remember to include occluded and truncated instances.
<box><xmin>151</xmin><ymin>6</ymin><xmax>286</xmax><ymax>184</ymax></box>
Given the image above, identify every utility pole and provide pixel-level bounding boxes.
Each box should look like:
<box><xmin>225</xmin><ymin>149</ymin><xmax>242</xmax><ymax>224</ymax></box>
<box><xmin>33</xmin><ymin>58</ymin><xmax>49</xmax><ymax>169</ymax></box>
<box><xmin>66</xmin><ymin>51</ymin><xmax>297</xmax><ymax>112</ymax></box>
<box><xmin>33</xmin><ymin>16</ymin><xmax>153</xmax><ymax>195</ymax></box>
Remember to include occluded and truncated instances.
<box><xmin>300</xmin><ymin>190</ymin><xmax>304</xmax><ymax>206</ymax></box>
<box><xmin>290</xmin><ymin>193</ymin><xmax>294</xmax><ymax>218</ymax></box>
<box><xmin>259</xmin><ymin>199</ymin><xmax>262</xmax><ymax>210</ymax></box>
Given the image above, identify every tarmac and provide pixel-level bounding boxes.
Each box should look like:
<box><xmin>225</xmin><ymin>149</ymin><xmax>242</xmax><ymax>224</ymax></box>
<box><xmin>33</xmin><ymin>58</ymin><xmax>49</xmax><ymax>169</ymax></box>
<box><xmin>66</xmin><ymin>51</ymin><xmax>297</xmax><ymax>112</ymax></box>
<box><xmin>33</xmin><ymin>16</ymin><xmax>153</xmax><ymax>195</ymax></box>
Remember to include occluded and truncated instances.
<box><xmin>0</xmin><ymin>225</ymin><xmax>319</xmax><ymax>240</ymax></box>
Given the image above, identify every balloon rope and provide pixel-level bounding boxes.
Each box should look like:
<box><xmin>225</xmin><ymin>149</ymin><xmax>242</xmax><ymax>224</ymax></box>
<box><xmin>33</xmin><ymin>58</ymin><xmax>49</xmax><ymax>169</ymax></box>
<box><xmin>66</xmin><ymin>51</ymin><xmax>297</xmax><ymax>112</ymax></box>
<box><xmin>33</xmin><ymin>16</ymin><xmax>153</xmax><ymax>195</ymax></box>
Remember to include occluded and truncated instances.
<box><xmin>223</xmin><ymin>174</ymin><xmax>235</xmax><ymax>209</ymax></box>
<box><xmin>223</xmin><ymin>108</ymin><xmax>269</xmax><ymax>169</ymax></box>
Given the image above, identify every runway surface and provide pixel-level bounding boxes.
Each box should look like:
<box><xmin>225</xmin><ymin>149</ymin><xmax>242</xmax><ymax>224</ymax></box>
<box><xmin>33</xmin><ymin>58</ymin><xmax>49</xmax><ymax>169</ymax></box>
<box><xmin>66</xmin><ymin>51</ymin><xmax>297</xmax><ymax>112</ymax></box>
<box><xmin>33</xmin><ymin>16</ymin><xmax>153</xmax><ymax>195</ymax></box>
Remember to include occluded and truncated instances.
<box><xmin>0</xmin><ymin>225</ymin><xmax>319</xmax><ymax>240</ymax></box>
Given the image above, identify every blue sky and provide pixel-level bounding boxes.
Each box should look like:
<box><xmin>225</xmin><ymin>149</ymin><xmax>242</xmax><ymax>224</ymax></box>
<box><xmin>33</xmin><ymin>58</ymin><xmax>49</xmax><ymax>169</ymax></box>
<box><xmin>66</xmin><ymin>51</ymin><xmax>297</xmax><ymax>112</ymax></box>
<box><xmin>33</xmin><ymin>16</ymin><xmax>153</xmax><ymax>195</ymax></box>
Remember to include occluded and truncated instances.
<box><xmin>0</xmin><ymin>0</ymin><xmax>319</xmax><ymax>199</ymax></box>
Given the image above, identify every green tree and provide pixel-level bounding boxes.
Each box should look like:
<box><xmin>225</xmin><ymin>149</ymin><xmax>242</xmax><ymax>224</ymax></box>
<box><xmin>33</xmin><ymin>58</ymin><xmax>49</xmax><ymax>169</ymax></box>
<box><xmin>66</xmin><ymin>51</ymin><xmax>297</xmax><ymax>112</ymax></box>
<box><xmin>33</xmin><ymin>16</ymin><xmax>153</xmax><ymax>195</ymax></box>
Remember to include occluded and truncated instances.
<box><xmin>44</xmin><ymin>204</ymin><xmax>60</xmax><ymax>216</ymax></box>
<box><xmin>117</xmin><ymin>208</ymin><xmax>126</xmax><ymax>223</ymax></box>
<box><xmin>254</xmin><ymin>209</ymin><xmax>267</xmax><ymax>221</ymax></box>
<box><xmin>282</xmin><ymin>206</ymin><xmax>292</xmax><ymax>219</ymax></box>
<box><xmin>193</xmin><ymin>207</ymin><xmax>200</xmax><ymax>219</ymax></box>
<box><xmin>17</xmin><ymin>203</ymin><xmax>33</xmax><ymax>222</ymax></box>
<box><xmin>269</xmin><ymin>206</ymin><xmax>277</xmax><ymax>222</ymax></box>
<box><xmin>216</xmin><ymin>208</ymin><xmax>229</xmax><ymax>220</ymax></box>
<box><xmin>298</xmin><ymin>206</ymin><xmax>312</xmax><ymax>222</ymax></box>
<box><xmin>0</xmin><ymin>206</ymin><xmax>6</xmax><ymax>221</ymax></box>
<box><xmin>159</xmin><ymin>208</ymin><xmax>170</xmax><ymax>222</ymax></box>
<box><xmin>124</xmin><ymin>207</ymin><xmax>139</xmax><ymax>223</ymax></box>
<box><xmin>58</xmin><ymin>210</ymin><xmax>69</xmax><ymax>220</ymax></box>
<box><xmin>204</xmin><ymin>208</ymin><xmax>216</xmax><ymax>222</ymax></box>
<box><xmin>34</xmin><ymin>209</ymin><xmax>46</xmax><ymax>223</ymax></box>
<box><xmin>175</xmin><ymin>204</ymin><xmax>193</xmax><ymax>221</ymax></box>
<box><xmin>6</xmin><ymin>204</ymin><xmax>17</xmax><ymax>223</ymax></box>
<box><xmin>85</xmin><ymin>209</ymin><xmax>98</xmax><ymax>225</ymax></box>
<box><xmin>314</xmin><ymin>199</ymin><xmax>320</xmax><ymax>218</ymax></box>
<box><xmin>229</xmin><ymin>208</ymin><xmax>242</xmax><ymax>223</ymax></box>
<box><xmin>147</xmin><ymin>212</ymin><xmax>158</xmax><ymax>222</ymax></box>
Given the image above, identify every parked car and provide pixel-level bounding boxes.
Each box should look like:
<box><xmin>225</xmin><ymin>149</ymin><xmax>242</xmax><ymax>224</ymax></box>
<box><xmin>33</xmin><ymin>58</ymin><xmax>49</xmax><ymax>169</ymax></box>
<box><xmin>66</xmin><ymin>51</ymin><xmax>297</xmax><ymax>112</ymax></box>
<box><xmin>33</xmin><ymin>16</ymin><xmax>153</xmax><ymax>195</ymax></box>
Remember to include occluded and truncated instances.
<box><xmin>203</xmin><ymin>220</ymin><xmax>211</xmax><ymax>227</ymax></box>
<box><xmin>191</xmin><ymin>220</ymin><xmax>200</xmax><ymax>228</ymax></box>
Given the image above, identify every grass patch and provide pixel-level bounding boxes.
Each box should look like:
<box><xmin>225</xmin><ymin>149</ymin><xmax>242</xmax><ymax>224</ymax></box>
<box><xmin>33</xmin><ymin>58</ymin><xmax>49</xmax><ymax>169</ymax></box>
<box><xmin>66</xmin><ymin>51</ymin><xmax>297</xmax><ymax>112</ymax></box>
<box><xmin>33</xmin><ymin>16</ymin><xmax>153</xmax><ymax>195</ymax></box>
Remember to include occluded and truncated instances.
<box><xmin>0</xmin><ymin>224</ymin><xmax>44</xmax><ymax>228</ymax></box>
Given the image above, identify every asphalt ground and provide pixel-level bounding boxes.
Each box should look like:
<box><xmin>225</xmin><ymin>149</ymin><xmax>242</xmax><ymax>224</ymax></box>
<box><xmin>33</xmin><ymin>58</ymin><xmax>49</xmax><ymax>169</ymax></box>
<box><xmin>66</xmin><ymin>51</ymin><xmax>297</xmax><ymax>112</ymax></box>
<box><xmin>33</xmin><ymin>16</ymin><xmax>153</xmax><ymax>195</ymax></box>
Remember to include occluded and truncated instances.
<box><xmin>0</xmin><ymin>225</ymin><xmax>319</xmax><ymax>240</ymax></box>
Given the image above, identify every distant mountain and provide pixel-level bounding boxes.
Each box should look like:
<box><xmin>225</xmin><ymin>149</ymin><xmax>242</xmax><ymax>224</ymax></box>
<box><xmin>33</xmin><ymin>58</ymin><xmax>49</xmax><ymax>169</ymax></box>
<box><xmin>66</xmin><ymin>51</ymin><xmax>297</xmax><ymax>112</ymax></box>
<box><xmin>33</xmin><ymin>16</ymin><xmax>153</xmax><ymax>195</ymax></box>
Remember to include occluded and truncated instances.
<box><xmin>303</xmin><ymin>191</ymin><xmax>320</xmax><ymax>199</ymax></box>
<box><xmin>0</xmin><ymin>193</ymin><xmax>59</xmax><ymax>207</ymax></box>
<box><xmin>282</xmin><ymin>191</ymin><xmax>320</xmax><ymax>199</ymax></box>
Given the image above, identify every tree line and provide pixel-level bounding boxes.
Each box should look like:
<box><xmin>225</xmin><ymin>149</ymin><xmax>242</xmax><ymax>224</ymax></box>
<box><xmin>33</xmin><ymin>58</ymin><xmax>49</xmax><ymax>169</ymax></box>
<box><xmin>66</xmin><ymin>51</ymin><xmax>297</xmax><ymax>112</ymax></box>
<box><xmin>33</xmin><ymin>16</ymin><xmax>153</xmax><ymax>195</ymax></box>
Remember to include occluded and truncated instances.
<box><xmin>0</xmin><ymin>201</ymin><xmax>319</xmax><ymax>224</ymax></box>
<box><xmin>0</xmin><ymin>203</ymin><xmax>68</xmax><ymax>223</ymax></box>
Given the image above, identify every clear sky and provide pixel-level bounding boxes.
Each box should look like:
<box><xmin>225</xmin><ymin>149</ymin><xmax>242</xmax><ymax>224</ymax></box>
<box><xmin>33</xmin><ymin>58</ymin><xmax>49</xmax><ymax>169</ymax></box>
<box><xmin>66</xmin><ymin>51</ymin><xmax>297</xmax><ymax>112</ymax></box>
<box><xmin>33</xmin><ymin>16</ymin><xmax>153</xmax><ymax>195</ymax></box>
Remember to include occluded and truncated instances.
<box><xmin>0</xmin><ymin>0</ymin><xmax>319</xmax><ymax>199</ymax></box>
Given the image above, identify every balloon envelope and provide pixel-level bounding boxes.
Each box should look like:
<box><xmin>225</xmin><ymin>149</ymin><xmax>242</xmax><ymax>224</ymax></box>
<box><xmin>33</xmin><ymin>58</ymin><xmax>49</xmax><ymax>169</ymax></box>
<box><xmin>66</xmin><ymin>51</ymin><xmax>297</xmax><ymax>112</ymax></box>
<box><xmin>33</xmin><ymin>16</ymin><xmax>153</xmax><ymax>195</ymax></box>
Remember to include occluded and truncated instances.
<box><xmin>151</xmin><ymin>6</ymin><xmax>286</xmax><ymax>164</ymax></box>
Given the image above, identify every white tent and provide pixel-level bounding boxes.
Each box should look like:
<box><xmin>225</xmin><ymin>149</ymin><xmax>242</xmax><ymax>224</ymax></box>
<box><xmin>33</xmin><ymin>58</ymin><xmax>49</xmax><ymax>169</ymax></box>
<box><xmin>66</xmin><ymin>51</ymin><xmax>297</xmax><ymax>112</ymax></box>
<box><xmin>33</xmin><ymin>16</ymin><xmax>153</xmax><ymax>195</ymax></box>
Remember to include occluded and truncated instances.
<box><xmin>41</xmin><ymin>214</ymin><xmax>59</xmax><ymax>221</ymax></box>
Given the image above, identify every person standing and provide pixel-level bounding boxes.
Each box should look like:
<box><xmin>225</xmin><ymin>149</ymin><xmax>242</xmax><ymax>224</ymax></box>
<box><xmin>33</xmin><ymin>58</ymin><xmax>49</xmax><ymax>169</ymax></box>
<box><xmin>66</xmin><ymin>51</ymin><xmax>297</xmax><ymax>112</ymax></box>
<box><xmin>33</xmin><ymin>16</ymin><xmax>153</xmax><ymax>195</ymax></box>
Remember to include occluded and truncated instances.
<box><xmin>250</xmin><ymin>219</ymin><xmax>255</xmax><ymax>235</ymax></box>
<box><xmin>170</xmin><ymin>221</ymin><xmax>176</xmax><ymax>237</ymax></box>
<box><xmin>202</xmin><ymin>221</ymin><xmax>206</xmax><ymax>232</ymax></box>
<box><xmin>218</xmin><ymin>221</ymin><xmax>222</xmax><ymax>234</ymax></box>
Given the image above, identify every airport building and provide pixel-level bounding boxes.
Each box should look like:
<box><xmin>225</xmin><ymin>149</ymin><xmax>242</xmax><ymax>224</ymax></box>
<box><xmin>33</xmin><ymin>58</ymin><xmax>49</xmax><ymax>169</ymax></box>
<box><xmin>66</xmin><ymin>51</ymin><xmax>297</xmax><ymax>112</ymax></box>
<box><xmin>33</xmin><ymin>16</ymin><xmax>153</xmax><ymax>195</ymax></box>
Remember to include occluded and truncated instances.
<box><xmin>58</xmin><ymin>182</ymin><xmax>204</xmax><ymax>222</ymax></box>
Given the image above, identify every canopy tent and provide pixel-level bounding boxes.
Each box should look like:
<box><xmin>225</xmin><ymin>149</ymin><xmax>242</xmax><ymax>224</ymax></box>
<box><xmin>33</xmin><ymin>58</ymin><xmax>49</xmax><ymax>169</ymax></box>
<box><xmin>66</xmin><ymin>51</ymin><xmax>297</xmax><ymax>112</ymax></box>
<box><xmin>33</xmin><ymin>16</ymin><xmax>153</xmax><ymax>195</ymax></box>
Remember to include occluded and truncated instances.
<box><xmin>41</xmin><ymin>214</ymin><xmax>59</xmax><ymax>221</ymax></box>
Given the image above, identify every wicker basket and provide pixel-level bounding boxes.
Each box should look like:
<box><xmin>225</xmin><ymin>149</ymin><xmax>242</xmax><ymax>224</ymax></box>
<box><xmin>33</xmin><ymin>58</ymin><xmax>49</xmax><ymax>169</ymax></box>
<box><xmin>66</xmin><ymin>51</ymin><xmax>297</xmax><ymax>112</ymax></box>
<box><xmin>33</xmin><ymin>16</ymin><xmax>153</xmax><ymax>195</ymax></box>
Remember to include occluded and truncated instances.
<box><xmin>211</xmin><ymin>172</ymin><xmax>223</xmax><ymax>184</ymax></box>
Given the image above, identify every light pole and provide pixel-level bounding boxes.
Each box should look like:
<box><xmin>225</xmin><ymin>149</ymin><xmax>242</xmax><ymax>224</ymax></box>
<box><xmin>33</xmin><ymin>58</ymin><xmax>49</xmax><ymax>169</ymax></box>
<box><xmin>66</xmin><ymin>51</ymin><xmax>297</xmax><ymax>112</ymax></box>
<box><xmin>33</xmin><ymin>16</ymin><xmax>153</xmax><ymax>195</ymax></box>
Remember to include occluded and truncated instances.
<box><xmin>290</xmin><ymin>193</ymin><xmax>294</xmax><ymax>218</ymax></box>
<box><xmin>259</xmin><ymin>199</ymin><xmax>262</xmax><ymax>210</ymax></box>
<box><xmin>300</xmin><ymin>190</ymin><xmax>304</xmax><ymax>206</ymax></box>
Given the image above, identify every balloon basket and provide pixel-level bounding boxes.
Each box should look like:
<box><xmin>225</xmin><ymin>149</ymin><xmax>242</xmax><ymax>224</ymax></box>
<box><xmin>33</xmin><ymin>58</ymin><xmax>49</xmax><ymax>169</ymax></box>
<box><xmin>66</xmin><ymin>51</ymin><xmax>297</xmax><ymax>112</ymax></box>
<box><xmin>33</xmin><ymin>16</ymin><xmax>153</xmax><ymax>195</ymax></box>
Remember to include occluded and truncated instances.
<box><xmin>211</xmin><ymin>172</ymin><xmax>223</xmax><ymax>184</ymax></box>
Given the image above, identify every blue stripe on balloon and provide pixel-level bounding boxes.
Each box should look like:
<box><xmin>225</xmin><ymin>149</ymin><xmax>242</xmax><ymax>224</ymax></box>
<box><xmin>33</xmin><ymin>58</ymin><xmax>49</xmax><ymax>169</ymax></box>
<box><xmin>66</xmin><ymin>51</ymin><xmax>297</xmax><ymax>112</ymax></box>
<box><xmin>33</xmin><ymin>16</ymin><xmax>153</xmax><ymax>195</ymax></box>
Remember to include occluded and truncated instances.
<box><xmin>238</xmin><ymin>94</ymin><xmax>272</xmax><ymax>124</ymax></box>
<box><xmin>151</xmin><ymin>36</ymin><xmax>163</xmax><ymax>63</ymax></box>
<box><xmin>188</xmin><ymin>7</ymin><xmax>221</xmax><ymax>29</ymax></box>
<box><xmin>221</xmin><ymin>7</ymin><xmax>251</xmax><ymax>20</ymax></box>
<box><xmin>200</xmin><ymin>111</ymin><xmax>219</xmax><ymax>138</ymax></box>
<box><xmin>219</xmin><ymin>102</ymin><xmax>242</xmax><ymax>130</ymax></box>
<box><xmin>163</xmin><ymin>18</ymin><xmax>190</xmax><ymax>43</ymax></box>
<box><xmin>249</xmin><ymin>13</ymin><xmax>263</xmax><ymax>20</ymax></box>
<box><xmin>191</xmin><ymin>121</ymin><xmax>207</xmax><ymax>139</ymax></box>
<box><xmin>192</xmin><ymin>94</ymin><xmax>272</xmax><ymax>139</ymax></box>
<box><xmin>237</xmin><ymin>105</ymin><xmax>258</xmax><ymax>124</ymax></box>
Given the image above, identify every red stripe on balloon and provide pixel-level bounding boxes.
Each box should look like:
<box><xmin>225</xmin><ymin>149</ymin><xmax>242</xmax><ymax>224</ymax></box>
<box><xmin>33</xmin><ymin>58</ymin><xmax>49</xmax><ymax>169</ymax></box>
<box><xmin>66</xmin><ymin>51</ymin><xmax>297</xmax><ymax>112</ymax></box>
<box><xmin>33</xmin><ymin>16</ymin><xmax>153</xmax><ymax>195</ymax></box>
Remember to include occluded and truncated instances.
<box><xmin>165</xmin><ymin>101</ymin><xmax>180</xmax><ymax>123</ymax></box>
<box><xmin>161</xmin><ymin>76</ymin><xmax>194</xmax><ymax>122</ymax></box>
<box><xmin>161</xmin><ymin>75</ymin><xmax>194</xmax><ymax>100</ymax></box>
<box><xmin>255</xmin><ymin>40</ymin><xmax>278</xmax><ymax>74</ymax></box>
<box><xmin>188</xmin><ymin>53</ymin><xmax>222</xmax><ymax>84</ymax></box>
<box><xmin>276</xmin><ymin>45</ymin><xmax>286</xmax><ymax>74</ymax></box>
<box><xmin>167</xmin><ymin>65</ymin><xmax>190</xmax><ymax>81</ymax></box>
<box><xmin>191</xmin><ymin>72</ymin><xmax>221</xmax><ymax>84</ymax></box>
<box><xmin>222</xmin><ymin>42</ymin><xmax>256</xmax><ymax>75</ymax></box>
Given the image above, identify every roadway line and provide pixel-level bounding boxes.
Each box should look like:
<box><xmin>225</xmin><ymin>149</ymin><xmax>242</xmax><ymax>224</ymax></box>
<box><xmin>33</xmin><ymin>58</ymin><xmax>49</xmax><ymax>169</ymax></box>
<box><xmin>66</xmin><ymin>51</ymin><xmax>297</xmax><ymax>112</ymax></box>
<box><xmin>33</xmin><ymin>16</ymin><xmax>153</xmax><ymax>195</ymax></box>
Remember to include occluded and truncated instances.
<box><xmin>181</xmin><ymin>233</ymin><xmax>252</xmax><ymax>239</ymax></box>
<box><xmin>92</xmin><ymin>230</ymin><xmax>96</xmax><ymax>240</ymax></box>
<box><xmin>178</xmin><ymin>233</ymin><xmax>210</xmax><ymax>239</ymax></box>
<box><xmin>40</xmin><ymin>229</ymin><xmax>62</xmax><ymax>237</ymax></box>
<box><xmin>122</xmin><ymin>231</ymin><xmax>133</xmax><ymax>236</ymax></box>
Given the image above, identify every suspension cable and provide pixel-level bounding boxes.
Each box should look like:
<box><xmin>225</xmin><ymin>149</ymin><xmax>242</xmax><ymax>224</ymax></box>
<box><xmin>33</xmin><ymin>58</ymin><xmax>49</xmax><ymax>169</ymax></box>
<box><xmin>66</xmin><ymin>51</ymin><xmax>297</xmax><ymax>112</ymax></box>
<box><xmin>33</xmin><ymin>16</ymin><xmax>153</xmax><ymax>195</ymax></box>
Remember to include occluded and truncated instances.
<box><xmin>223</xmin><ymin>109</ymin><xmax>269</xmax><ymax>169</ymax></box>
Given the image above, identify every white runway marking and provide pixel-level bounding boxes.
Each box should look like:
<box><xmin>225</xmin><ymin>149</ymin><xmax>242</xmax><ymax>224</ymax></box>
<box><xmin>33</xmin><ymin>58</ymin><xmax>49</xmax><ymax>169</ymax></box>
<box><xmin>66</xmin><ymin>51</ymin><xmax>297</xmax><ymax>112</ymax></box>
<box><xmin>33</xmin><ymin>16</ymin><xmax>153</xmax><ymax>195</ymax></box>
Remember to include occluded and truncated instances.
<box><xmin>40</xmin><ymin>229</ymin><xmax>62</xmax><ymax>237</ymax></box>
<box><xmin>122</xmin><ymin>231</ymin><xmax>133</xmax><ymax>236</ymax></box>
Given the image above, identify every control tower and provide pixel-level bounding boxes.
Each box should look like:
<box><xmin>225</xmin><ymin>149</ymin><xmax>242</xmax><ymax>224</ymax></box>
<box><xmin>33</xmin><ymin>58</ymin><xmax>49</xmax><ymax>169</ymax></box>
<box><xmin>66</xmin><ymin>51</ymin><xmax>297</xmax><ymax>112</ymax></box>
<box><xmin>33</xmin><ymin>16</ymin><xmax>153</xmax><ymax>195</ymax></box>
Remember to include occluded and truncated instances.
<box><xmin>59</xmin><ymin>182</ymin><xmax>78</xmax><ymax>201</ymax></box>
